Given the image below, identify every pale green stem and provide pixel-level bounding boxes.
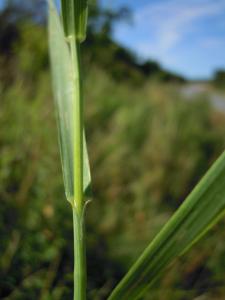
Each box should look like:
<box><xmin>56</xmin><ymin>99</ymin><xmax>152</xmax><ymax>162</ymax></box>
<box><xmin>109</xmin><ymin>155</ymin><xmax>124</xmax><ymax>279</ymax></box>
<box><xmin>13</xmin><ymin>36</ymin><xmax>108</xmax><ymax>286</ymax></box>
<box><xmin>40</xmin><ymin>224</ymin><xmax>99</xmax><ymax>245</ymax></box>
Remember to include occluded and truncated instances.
<box><xmin>70</xmin><ymin>37</ymin><xmax>83</xmax><ymax>214</ymax></box>
<box><xmin>73</xmin><ymin>208</ymin><xmax>86</xmax><ymax>300</ymax></box>
<box><xmin>69</xmin><ymin>35</ymin><xmax>86</xmax><ymax>300</ymax></box>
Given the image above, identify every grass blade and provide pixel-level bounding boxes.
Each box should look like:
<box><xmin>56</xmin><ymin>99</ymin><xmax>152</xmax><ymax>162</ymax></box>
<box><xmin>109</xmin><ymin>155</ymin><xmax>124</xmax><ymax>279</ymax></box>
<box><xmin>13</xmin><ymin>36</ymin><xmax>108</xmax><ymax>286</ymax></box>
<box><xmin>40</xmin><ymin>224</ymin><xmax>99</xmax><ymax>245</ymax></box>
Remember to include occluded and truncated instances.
<box><xmin>48</xmin><ymin>0</ymin><xmax>91</xmax><ymax>204</ymax></box>
<box><xmin>108</xmin><ymin>151</ymin><xmax>225</xmax><ymax>300</ymax></box>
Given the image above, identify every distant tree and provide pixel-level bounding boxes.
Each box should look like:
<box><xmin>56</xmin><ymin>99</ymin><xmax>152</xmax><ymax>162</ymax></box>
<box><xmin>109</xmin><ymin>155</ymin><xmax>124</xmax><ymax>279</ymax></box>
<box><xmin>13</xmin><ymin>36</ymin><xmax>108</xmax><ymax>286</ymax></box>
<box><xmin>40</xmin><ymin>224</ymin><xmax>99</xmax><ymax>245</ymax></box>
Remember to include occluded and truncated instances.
<box><xmin>0</xmin><ymin>0</ymin><xmax>45</xmax><ymax>55</ymax></box>
<box><xmin>139</xmin><ymin>61</ymin><xmax>161</xmax><ymax>76</ymax></box>
<box><xmin>88</xmin><ymin>0</ymin><xmax>131</xmax><ymax>37</ymax></box>
<box><xmin>213</xmin><ymin>69</ymin><xmax>225</xmax><ymax>89</ymax></box>
<box><xmin>0</xmin><ymin>0</ymin><xmax>185</xmax><ymax>84</ymax></box>
<box><xmin>0</xmin><ymin>0</ymin><xmax>46</xmax><ymax>21</ymax></box>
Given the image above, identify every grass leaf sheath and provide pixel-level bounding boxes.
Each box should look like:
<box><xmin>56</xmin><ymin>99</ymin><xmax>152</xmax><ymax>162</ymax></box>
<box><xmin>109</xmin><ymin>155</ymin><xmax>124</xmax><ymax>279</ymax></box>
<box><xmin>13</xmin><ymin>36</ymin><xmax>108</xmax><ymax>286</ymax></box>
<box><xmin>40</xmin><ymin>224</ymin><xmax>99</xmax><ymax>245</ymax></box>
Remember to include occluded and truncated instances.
<box><xmin>48</xmin><ymin>0</ymin><xmax>90</xmax><ymax>299</ymax></box>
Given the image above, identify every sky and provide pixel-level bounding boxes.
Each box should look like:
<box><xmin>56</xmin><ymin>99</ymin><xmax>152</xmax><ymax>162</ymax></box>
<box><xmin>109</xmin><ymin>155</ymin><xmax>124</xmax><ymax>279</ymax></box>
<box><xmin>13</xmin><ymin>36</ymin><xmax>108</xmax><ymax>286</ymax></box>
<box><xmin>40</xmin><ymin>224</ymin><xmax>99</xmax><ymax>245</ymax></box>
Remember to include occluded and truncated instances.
<box><xmin>101</xmin><ymin>0</ymin><xmax>225</xmax><ymax>79</ymax></box>
<box><xmin>1</xmin><ymin>0</ymin><xmax>224</xmax><ymax>79</ymax></box>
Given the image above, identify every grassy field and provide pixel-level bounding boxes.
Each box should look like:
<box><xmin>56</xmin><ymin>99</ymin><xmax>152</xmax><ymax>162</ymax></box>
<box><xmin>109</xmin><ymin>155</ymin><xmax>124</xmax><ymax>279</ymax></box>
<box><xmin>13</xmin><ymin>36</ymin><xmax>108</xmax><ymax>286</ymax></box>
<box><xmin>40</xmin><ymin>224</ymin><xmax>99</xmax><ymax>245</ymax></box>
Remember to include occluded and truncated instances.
<box><xmin>1</xmin><ymin>12</ymin><xmax>225</xmax><ymax>300</ymax></box>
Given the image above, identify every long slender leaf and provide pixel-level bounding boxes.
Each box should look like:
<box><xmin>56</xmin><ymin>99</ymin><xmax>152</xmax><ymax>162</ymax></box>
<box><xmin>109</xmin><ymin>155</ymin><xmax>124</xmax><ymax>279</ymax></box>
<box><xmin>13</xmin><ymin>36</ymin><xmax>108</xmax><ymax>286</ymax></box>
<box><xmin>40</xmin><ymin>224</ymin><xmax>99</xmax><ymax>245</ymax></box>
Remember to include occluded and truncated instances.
<box><xmin>48</xmin><ymin>0</ymin><xmax>91</xmax><ymax>204</ymax></box>
<box><xmin>108</xmin><ymin>151</ymin><xmax>225</xmax><ymax>300</ymax></box>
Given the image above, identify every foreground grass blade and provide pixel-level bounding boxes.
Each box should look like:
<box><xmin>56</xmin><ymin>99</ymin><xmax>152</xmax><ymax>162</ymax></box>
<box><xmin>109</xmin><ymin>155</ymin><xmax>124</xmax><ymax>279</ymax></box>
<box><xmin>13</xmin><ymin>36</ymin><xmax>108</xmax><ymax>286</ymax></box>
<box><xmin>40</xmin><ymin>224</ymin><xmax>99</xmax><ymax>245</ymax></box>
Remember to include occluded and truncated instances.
<box><xmin>48</xmin><ymin>0</ymin><xmax>90</xmax><ymax>205</ymax></box>
<box><xmin>108</xmin><ymin>151</ymin><xmax>225</xmax><ymax>300</ymax></box>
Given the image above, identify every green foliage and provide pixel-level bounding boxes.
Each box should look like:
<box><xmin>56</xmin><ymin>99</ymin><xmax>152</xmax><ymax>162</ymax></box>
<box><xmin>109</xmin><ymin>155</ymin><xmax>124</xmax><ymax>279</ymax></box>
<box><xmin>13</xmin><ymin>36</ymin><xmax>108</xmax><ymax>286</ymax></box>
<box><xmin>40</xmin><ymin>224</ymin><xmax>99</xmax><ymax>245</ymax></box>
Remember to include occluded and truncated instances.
<box><xmin>1</xmin><ymin>6</ymin><xmax>225</xmax><ymax>300</ymax></box>
<box><xmin>213</xmin><ymin>69</ymin><xmax>225</xmax><ymax>89</ymax></box>
<box><xmin>85</xmin><ymin>71</ymin><xmax>225</xmax><ymax>299</ymax></box>
<box><xmin>108</xmin><ymin>150</ymin><xmax>225</xmax><ymax>299</ymax></box>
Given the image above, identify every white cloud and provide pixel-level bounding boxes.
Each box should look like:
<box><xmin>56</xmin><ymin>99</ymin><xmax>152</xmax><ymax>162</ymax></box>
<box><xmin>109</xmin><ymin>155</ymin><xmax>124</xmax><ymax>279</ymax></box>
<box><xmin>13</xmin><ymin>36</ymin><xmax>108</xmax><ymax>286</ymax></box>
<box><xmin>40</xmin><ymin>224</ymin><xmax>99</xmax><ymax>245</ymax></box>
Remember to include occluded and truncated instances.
<box><xmin>134</xmin><ymin>0</ymin><xmax>225</xmax><ymax>56</ymax></box>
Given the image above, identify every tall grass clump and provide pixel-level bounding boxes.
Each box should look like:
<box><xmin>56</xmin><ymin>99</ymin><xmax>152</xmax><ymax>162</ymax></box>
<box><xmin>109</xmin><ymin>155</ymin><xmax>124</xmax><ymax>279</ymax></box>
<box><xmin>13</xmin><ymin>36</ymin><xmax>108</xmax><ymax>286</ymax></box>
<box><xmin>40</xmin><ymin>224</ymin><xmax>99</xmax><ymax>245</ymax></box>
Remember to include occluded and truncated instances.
<box><xmin>48</xmin><ymin>1</ymin><xmax>225</xmax><ymax>299</ymax></box>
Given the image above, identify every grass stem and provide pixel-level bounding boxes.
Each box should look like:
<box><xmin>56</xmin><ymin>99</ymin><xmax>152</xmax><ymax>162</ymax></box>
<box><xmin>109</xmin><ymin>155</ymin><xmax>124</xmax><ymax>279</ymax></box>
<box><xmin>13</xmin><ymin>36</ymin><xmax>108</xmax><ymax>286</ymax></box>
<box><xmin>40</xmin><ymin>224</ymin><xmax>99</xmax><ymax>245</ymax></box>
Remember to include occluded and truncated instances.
<box><xmin>73</xmin><ymin>208</ymin><xmax>86</xmax><ymax>300</ymax></box>
<box><xmin>69</xmin><ymin>35</ymin><xmax>86</xmax><ymax>300</ymax></box>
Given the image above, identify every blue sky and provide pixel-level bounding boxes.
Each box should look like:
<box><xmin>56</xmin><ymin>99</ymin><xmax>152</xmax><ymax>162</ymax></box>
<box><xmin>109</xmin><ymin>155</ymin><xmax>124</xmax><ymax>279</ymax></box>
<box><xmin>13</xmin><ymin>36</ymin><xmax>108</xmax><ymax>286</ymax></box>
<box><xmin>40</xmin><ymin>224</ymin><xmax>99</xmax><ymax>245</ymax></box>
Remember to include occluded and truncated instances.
<box><xmin>101</xmin><ymin>0</ymin><xmax>225</xmax><ymax>79</ymax></box>
<box><xmin>1</xmin><ymin>0</ymin><xmax>224</xmax><ymax>79</ymax></box>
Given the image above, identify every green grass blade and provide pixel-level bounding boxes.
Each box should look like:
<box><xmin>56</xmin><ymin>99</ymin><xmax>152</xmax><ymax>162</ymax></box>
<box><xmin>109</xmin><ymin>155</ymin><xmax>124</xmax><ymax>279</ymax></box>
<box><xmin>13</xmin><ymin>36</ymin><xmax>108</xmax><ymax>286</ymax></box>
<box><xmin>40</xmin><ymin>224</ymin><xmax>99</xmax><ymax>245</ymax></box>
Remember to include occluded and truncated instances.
<box><xmin>108</xmin><ymin>151</ymin><xmax>225</xmax><ymax>300</ymax></box>
<box><xmin>48</xmin><ymin>0</ymin><xmax>91</xmax><ymax>204</ymax></box>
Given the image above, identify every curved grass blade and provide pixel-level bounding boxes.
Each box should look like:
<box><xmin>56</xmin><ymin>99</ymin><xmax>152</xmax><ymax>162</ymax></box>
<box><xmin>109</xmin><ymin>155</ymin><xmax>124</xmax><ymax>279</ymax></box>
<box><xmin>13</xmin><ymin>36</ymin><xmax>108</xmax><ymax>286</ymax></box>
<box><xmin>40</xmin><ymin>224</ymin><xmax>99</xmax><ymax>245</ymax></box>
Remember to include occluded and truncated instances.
<box><xmin>108</xmin><ymin>151</ymin><xmax>225</xmax><ymax>300</ymax></box>
<box><xmin>48</xmin><ymin>0</ymin><xmax>91</xmax><ymax>204</ymax></box>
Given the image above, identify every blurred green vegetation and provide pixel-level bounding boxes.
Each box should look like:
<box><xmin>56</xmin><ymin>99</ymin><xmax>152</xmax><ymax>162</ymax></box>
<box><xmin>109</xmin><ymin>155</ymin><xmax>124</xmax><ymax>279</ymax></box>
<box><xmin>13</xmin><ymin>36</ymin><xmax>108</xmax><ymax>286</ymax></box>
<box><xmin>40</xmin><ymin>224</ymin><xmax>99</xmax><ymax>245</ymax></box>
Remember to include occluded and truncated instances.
<box><xmin>1</xmin><ymin>1</ymin><xmax>225</xmax><ymax>300</ymax></box>
<box><xmin>213</xmin><ymin>70</ymin><xmax>225</xmax><ymax>90</ymax></box>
